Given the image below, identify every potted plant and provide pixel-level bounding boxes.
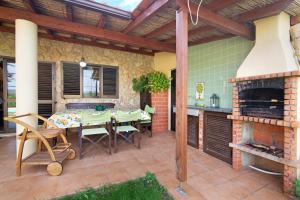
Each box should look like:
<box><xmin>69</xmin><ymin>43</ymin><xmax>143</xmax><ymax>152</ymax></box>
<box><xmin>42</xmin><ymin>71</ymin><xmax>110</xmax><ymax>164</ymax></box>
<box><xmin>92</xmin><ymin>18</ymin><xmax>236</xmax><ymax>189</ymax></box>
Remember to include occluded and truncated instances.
<box><xmin>132</xmin><ymin>71</ymin><xmax>171</xmax><ymax>109</ymax></box>
<box><xmin>146</xmin><ymin>71</ymin><xmax>170</xmax><ymax>93</ymax></box>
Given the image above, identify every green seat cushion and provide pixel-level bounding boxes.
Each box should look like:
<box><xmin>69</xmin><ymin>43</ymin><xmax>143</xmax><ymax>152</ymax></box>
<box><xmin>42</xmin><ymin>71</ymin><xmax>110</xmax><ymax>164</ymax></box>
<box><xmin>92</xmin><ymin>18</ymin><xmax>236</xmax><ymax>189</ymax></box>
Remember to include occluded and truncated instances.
<box><xmin>82</xmin><ymin>128</ymin><xmax>109</xmax><ymax>136</ymax></box>
<box><xmin>140</xmin><ymin>120</ymin><xmax>151</xmax><ymax>124</ymax></box>
<box><xmin>113</xmin><ymin>125</ymin><xmax>138</xmax><ymax>133</ymax></box>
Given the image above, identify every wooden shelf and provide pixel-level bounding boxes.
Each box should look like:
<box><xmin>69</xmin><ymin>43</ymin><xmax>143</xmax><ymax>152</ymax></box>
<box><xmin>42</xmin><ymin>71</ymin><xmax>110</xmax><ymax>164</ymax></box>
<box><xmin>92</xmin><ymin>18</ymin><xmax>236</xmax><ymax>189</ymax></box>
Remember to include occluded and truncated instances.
<box><xmin>23</xmin><ymin>150</ymin><xmax>70</xmax><ymax>166</ymax></box>
<box><xmin>227</xmin><ymin>115</ymin><xmax>300</xmax><ymax>128</ymax></box>
<box><xmin>229</xmin><ymin>143</ymin><xmax>300</xmax><ymax>168</ymax></box>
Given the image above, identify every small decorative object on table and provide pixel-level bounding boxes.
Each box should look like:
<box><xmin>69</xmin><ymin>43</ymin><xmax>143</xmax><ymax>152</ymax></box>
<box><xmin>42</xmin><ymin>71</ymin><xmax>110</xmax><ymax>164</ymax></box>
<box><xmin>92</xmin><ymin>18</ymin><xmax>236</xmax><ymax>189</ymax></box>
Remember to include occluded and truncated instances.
<box><xmin>210</xmin><ymin>93</ymin><xmax>220</xmax><ymax>108</ymax></box>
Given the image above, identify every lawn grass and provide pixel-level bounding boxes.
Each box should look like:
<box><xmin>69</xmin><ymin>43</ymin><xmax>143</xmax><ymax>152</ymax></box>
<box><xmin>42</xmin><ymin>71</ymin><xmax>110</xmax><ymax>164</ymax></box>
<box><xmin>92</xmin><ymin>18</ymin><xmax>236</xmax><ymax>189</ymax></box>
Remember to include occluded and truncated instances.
<box><xmin>56</xmin><ymin>172</ymin><xmax>174</xmax><ymax>200</ymax></box>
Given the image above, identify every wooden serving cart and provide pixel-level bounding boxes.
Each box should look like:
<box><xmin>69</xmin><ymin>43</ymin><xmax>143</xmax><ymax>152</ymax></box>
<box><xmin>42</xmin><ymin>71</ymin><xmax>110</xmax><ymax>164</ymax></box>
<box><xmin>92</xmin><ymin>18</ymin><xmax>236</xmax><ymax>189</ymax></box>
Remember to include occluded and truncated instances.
<box><xmin>4</xmin><ymin>113</ymin><xmax>76</xmax><ymax>176</ymax></box>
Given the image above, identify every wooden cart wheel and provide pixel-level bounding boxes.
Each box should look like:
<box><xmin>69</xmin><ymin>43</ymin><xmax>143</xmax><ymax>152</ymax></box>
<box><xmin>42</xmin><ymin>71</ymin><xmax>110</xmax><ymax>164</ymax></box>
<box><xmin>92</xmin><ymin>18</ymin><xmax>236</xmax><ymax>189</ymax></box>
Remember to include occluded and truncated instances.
<box><xmin>66</xmin><ymin>148</ymin><xmax>76</xmax><ymax>160</ymax></box>
<box><xmin>47</xmin><ymin>161</ymin><xmax>63</xmax><ymax>176</ymax></box>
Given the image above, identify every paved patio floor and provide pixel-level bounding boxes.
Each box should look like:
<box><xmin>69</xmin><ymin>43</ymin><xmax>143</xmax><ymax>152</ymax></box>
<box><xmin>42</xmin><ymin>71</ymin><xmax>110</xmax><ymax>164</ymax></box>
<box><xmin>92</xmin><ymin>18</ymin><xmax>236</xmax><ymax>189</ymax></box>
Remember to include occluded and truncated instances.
<box><xmin>0</xmin><ymin>132</ymin><xmax>289</xmax><ymax>200</ymax></box>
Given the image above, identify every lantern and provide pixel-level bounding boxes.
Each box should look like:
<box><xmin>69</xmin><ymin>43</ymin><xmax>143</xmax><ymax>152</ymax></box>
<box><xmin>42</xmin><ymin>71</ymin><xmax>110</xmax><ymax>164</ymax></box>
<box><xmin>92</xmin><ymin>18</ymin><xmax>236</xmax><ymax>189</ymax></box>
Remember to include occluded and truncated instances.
<box><xmin>210</xmin><ymin>93</ymin><xmax>220</xmax><ymax>108</ymax></box>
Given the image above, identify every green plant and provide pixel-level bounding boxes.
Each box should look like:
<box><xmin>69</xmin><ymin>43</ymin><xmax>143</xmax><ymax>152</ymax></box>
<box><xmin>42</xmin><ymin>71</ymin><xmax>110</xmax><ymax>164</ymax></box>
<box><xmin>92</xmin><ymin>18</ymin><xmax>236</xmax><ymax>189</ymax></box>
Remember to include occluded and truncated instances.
<box><xmin>132</xmin><ymin>75</ymin><xmax>148</xmax><ymax>93</ymax></box>
<box><xmin>147</xmin><ymin>71</ymin><xmax>170</xmax><ymax>93</ymax></box>
<box><xmin>56</xmin><ymin>172</ymin><xmax>173</xmax><ymax>200</ymax></box>
<box><xmin>295</xmin><ymin>179</ymin><xmax>300</xmax><ymax>198</ymax></box>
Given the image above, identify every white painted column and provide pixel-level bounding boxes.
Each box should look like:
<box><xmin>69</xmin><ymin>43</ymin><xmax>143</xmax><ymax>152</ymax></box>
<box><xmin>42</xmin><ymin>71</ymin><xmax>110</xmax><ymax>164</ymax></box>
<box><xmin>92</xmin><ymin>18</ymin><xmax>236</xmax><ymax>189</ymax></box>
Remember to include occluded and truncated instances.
<box><xmin>15</xmin><ymin>19</ymin><xmax>38</xmax><ymax>158</ymax></box>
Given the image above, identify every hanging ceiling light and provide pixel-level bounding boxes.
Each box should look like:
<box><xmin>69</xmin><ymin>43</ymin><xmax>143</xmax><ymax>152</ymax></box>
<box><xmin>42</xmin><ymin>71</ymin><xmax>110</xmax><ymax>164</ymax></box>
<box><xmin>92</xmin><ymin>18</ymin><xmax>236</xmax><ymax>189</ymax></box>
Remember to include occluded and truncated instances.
<box><xmin>79</xmin><ymin>45</ymin><xmax>87</xmax><ymax>67</ymax></box>
<box><xmin>79</xmin><ymin>57</ymin><xmax>87</xmax><ymax>67</ymax></box>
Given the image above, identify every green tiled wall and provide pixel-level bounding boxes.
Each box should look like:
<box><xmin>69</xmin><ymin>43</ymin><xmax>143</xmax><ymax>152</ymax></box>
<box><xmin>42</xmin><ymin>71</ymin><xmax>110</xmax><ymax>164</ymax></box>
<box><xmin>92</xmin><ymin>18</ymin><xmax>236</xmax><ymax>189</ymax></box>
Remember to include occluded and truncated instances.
<box><xmin>188</xmin><ymin>37</ymin><xmax>254</xmax><ymax>108</ymax></box>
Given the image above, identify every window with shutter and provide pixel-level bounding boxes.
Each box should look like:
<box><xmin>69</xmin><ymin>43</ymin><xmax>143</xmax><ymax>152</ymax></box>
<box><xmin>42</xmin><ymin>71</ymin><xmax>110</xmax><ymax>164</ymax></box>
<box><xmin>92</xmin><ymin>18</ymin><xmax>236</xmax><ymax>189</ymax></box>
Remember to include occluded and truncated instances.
<box><xmin>62</xmin><ymin>63</ymin><xmax>118</xmax><ymax>99</ymax></box>
<box><xmin>63</xmin><ymin>63</ymin><xmax>81</xmax><ymax>97</ymax></box>
<box><xmin>102</xmin><ymin>67</ymin><xmax>118</xmax><ymax>98</ymax></box>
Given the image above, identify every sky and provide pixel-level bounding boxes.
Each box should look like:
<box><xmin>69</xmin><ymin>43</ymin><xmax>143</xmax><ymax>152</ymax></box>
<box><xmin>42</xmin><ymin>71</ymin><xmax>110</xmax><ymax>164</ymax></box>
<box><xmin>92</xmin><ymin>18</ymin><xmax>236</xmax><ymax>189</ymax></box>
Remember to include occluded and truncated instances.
<box><xmin>94</xmin><ymin>0</ymin><xmax>143</xmax><ymax>12</ymax></box>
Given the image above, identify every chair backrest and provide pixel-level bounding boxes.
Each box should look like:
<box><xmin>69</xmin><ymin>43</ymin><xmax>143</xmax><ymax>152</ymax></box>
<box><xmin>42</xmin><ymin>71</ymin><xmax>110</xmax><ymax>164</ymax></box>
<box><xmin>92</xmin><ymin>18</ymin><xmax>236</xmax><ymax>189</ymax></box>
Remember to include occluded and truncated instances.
<box><xmin>81</xmin><ymin>110</ymin><xmax>111</xmax><ymax>126</ymax></box>
<box><xmin>115</xmin><ymin>109</ymin><xmax>141</xmax><ymax>123</ymax></box>
<box><xmin>145</xmin><ymin>105</ymin><xmax>155</xmax><ymax>114</ymax></box>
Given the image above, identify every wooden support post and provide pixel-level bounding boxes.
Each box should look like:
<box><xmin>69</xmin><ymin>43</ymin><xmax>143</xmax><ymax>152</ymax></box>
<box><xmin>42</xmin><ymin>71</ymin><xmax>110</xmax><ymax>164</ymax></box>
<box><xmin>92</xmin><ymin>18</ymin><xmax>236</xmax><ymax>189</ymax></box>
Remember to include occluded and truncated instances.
<box><xmin>175</xmin><ymin>7</ymin><xmax>188</xmax><ymax>182</ymax></box>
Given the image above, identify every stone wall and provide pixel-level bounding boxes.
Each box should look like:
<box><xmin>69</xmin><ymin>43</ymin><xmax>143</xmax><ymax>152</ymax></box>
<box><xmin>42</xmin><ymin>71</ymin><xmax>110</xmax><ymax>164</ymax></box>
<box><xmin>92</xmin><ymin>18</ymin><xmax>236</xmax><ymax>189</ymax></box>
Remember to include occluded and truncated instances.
<box><xmin>0</xmin><ymin>32</ymin><xmax>154</xmax><ymax>111</ymax></box>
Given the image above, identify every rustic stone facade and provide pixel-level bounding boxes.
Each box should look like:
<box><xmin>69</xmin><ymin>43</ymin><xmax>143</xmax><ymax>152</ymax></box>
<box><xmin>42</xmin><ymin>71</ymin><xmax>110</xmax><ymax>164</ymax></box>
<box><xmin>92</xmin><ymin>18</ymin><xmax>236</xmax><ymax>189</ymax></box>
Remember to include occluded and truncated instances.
<box><xmin>0</xmin><ymin>32</ymin><xmax>154</xmax><ymax>111</ymax></box>
<box><xmin>229</xmin><ymin>71</ymin><xmax>300</xmax><ymax>193</ymax></box>
<box><xmin>151</xmin><ymin>91</ymin><xmax>168</xmax><ymax>134</ymax></box>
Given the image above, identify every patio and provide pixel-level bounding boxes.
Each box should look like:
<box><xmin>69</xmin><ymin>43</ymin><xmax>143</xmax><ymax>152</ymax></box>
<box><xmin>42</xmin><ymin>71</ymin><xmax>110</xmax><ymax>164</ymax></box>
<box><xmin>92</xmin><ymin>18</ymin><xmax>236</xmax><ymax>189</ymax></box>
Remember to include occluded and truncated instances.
<box><xmin>0</xmin><ymin>132</ymin><xmax>287</xmax><ymax>200</ymax></box>
<box><xmin>0</xmin><ymin>0</ymin><xmax>300</xmax><ymax>199</ymax></box>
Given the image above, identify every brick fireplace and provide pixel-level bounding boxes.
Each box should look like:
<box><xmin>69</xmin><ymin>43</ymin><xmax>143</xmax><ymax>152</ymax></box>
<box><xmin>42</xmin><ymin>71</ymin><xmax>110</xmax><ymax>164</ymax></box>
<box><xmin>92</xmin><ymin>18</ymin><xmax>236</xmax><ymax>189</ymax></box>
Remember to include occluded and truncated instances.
<box><xmin>228</xmin><ymin>71</ymin><xmax>300</xmax><ymax>192</ymax></box>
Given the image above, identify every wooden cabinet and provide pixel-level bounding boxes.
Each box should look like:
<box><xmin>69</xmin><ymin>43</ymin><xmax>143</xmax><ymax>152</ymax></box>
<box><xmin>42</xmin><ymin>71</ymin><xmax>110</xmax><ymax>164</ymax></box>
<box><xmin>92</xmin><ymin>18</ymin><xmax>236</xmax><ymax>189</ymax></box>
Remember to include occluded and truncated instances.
<box><xmin>203</xmin><ymin>111</ymin><xmax>232</xmax><ymax>164</ymax></box>
<box><xmin>187</xmin><ymin>115</ymin><xmax>199</xmax><ymax>149</ymax></box>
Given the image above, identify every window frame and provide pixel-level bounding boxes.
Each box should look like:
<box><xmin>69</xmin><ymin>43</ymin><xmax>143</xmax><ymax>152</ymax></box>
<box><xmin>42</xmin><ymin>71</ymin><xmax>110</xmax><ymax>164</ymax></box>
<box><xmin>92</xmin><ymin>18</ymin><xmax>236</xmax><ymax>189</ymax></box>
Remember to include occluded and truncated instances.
<box><xmin>62</xmin><ymin>62</ymin><xmax>119</xmax><ymax>99</ymax></box>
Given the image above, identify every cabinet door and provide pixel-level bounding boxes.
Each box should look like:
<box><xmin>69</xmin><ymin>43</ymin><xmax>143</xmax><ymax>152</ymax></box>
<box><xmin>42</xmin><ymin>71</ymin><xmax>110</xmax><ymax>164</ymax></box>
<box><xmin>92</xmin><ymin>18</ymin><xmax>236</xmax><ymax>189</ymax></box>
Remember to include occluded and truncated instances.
<box><xmin>187</xmin><ymin>115</ymin><xmax>199</xmax><ymax>148</ymax></box>
<box><xmin>203</xmin><ymin>112</ymin><xmax>232</xmax><ymax>164</ymax></box>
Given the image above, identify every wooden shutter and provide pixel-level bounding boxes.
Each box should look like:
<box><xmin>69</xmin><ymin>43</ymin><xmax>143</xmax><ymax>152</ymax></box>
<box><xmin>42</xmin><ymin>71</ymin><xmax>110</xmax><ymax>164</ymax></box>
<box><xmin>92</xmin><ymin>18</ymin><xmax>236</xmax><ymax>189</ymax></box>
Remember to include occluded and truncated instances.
<box><xmin>38</xmin><ymin>63</ymin><xmax>54</xmax><ymax>124</ymax></box>
<box><xmin>63</xmin><ymin>63</ymin><xmax>81</xmax><ymax>97</ymax></box>
<box><xmin>102</xmin><ymin>67</ymin><xmax>118</xmax><ymax>97</ymax></box>
<box><xmin>38</xmin><ymin>63</ymin><xmax>52</xmax><ymax>100</ymax></box>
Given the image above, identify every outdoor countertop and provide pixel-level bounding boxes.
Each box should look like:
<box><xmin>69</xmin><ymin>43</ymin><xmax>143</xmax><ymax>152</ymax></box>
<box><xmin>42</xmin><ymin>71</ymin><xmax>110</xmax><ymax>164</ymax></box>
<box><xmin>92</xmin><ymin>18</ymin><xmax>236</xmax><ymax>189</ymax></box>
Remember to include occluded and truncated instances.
<box><xmin>187</xmin><ymin>105</ymin><xmax>232</xmax><ymax>114</ymax></box>
<box><xmin>172</xmin><ymin>105</ymin><xmax>232</xmax><ymax>116</ymax></box>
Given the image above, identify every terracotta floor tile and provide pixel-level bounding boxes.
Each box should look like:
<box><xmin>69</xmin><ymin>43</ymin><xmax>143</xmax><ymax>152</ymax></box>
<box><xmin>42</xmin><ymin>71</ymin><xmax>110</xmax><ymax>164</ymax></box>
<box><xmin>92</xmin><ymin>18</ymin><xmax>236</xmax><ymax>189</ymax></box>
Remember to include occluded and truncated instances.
<box><xmin>0</xmin><ymin>133</ymin><xmax>289</xmax><ymax>200</ymax></box>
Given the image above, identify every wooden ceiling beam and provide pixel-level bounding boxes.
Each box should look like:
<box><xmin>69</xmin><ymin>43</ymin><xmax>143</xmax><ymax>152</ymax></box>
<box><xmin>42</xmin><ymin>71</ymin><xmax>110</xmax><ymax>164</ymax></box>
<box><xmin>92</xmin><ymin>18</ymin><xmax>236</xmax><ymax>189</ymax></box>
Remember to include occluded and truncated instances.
<box><xmin>123</xmin><ymin>0</ymin><xmax>170</xmax><ymax>34</ymax></box>
<box><xmin>177</xmin><ymin>0</ymin><xmax>253</xmax><ymax>39</ymax></box>
<box><xmin>23</xmin><ymin>0</ymin><xmax>37</xmax><ymax>13</ymax></box>
<box><xmin>0</xmin><ymin>6</ymin><xmax>175</xmax><ymax>52</ymax></box>
<box><xmin>189</xmin><ymin>34</ymin><xmax>233</xmax><ymax>46</ymax></box>
<box><xmin>144</xmin><ymin>20</ymin><xmax>176</xmax><ymax>38</ymax></box>
<box><xmin>144</xmin><ymin>0</ymin><xmax>240</xmax><ymax>39</ymax></box>
<box><xmin>291</xmin><ymin>15</ymin><xmax>300</xmax><ymax>26</ymax></box>
<box><xmin>23</xmin><ymin>0</ymin><xmax>53</xmax><ymax>36</ymax></box>
<box><xmin>164</xmin><ymin>25</ymin><xmax>215</xmax><ymax>43</ymax></box>
<box><xmin>235</xmin><ymin>0</ymin><xmax>293</xmax><ymax>23</ymax></box>
<box><xmin>65</xmin><ymin>4</ymin><xmax>73</xmax><ymax>21</ymax></box>
<box><xmin>132</xmin><ymin>0</ymin><xmax>155</xmax><ymax>18</ymax></box>
<box><xmin>97</xmin><ymin>13</ymin><xmax>106</xmax><ymax>28</ymax></box>
<box><xmin>0</xmin><ymin>25</ymin><xmax>154</xmax><ymax>56</ymax></box>
<box><xmin>173</xmin><ymin>0</ymin><xmax>290</xmax><ymax>44</ymax></box>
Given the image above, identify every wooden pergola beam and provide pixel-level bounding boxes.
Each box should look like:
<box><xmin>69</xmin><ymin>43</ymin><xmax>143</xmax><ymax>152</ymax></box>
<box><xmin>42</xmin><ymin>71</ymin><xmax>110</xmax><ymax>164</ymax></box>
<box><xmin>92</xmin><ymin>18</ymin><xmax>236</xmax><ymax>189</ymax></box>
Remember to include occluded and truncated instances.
<box><xmin>236</xmin><ymin>0</ymin><xmax>293</xmax><ymax>23</ymax></box>
<box><xmin>291</xmin><ymin>15</ymin><xmax>300</xmax><ymax>26</ymax></box>
<box><xmin>143</xmin><ymin>0</ymin><xmax>240</xmax><ymax>39</ymax></box>
<box><xmin>132</xmin><ymin>0</ymin><xmax>155</xmax><ymax>18</ymax></box>
<box><xmin>0</xmin><ymin>26</ymin><xmax>154</xmax><ymax>56</ymax></box>
<box><xmin>23</xmin><ymin>0</ymin><xmax>53</xmax><ymax>36</ymax></box>
<box><xmin>23</xmin><ymin>0</ymin><xmax>37</xmax><ymax>13</ymax></box>
<box><xmin>175</xmin><ymin>6</ymin><xmax>188</xmax><ymax>183</ymax></box>
<box><xmin>144</xmin><ymin>20</ymin><xmax>176</xmax><ymax>38</ymax></box>
<box><xmin>97</xmin><ymin>13</ymin><xmax>106</xmax><ymax>29</ymax></box>
<box><xmin>123</xmin><ymin>0</ymin><xmax>170</xmax><ymax>34</ymax></box>
<box><xmin>0</xmin><ymin>6</ymin><xmax>175</xmax><ymax>52</ymax></box>
<box><xmin>65</xmin><ymin>4</ymin><xmax>73</xmax><ymax>21</ymax></box>
<box><xmin>177</xmin><ymin>0</ymin><xmax>253</xmax><ymax>39</ymax></box>
<box><xmin>164</xmin><ymin>25</ymin><xmax>215</xmax><ymax>43</ymax></box>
